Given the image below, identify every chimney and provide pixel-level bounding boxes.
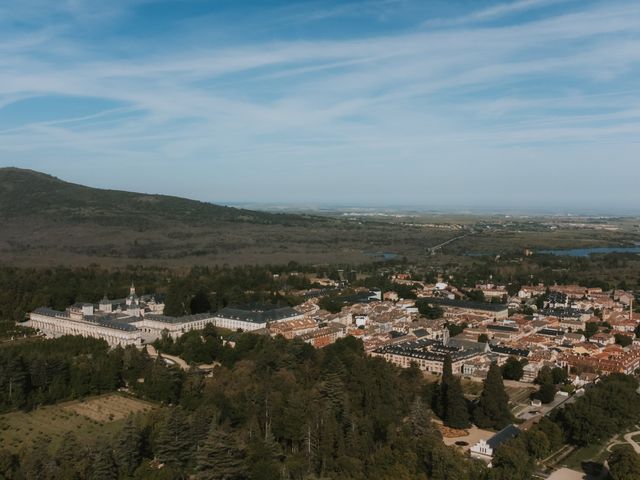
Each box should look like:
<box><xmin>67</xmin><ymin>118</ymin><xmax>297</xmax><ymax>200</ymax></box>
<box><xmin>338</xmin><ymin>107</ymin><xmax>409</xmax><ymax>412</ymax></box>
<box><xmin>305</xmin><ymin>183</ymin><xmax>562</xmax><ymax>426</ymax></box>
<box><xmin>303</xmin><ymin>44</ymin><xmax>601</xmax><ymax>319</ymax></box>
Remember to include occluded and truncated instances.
<box><xmin>631</xmin><ymin>297</ymin><xmax>634</xmax><ymax>322</ymax></box>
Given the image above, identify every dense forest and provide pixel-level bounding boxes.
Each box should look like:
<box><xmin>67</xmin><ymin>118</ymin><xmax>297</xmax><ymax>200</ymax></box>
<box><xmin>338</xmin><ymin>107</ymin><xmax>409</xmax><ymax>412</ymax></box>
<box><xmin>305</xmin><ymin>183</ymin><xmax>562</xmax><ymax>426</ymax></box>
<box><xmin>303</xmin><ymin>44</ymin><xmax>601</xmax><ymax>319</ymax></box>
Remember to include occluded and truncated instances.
<box><xmin>1</xmin><ymin>329</ymin><xmax>640</xmax><ymax>479</ymax></box>
<box><xmin>0</xmin><ymin>336</ymin><xmax>187</xmax><ymax>412</ymax></box>
<box><xmin>0</xmin><ymin>334</ymin><xmax>487</xmax><ymax>480</ymax></box>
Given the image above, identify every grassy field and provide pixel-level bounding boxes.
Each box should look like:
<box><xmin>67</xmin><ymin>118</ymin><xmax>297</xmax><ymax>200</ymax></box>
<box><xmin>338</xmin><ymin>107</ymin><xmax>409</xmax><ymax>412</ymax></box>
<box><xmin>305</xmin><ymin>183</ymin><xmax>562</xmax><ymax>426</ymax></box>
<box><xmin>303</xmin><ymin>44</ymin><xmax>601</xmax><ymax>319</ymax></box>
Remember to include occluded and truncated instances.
<box><xmin>0</xmin><ymin>394</ymin><xmax>156</xmax><ymax>454</ymax></box>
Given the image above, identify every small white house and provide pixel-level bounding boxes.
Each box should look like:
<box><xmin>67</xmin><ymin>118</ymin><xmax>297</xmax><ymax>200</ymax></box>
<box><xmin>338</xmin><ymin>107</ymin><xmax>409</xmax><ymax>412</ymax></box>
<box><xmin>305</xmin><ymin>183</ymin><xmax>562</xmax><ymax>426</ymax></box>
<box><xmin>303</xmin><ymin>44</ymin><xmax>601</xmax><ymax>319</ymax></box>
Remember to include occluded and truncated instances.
<box><xmin>470</xmin><ymin>425</ymin><xmax>520</xmax><ymax>464</ymax></box>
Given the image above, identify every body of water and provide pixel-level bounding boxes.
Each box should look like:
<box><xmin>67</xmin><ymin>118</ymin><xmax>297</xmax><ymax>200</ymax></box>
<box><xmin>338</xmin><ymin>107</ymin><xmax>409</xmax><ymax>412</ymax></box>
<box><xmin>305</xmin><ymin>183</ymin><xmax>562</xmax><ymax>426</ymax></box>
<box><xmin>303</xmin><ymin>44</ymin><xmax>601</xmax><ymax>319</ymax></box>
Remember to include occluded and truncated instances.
<box><xmin>538</xmin><ymin>246</ymin><xmax>640</xmax><ymax>257</ymax></box>
<box><xmin>365</xmin><ymin>252</ymin><xmax>402</xmax><ymax>260</ymax></box>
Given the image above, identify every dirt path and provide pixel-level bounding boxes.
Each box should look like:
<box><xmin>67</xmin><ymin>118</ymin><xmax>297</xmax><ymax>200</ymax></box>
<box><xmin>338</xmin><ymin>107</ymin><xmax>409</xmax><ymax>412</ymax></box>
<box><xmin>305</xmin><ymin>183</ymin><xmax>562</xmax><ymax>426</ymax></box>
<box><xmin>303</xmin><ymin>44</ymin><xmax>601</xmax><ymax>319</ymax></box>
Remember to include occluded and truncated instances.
<box><xmin>623</xmin><ymin>431</ymin><xmax>640</xmax><ymax>454</ymax></box>
<box><xmin>145</xmin><ymin>344</ymin><xmax>190</xmax><ymax>370</ymax></box>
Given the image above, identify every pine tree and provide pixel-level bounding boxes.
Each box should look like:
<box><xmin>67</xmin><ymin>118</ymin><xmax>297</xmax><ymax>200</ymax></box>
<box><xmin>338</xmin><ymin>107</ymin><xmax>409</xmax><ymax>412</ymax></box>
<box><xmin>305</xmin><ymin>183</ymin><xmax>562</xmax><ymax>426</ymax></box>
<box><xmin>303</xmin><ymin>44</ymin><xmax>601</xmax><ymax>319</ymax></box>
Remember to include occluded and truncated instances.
<box><xmin>114</xmin><ymin>416</ymin><xmax>142</xmax><ymax>476</ymax></box>
<box><xmin>196</xmin><ymin>423</ymin><xmax>246</xmax><ymax>480</ymax></box>
<box><xmin>21</xmin><ymin>435</ymin><xmax>57</xmax><ymax>480</ymax></box>
<box><xmin>155</xmin><ymin>408</ymin><xmax>192</xmax><ymax>469</ymax></box>
<box><xmin>91</xmin><ymin>439</ymin><xmax>118</xmax><ymax>480</ymax></box>
<box><xmin>474</xmin><ymin>362</ymin><xmax>513</xmax><ymax>430</ymax></box>
<box><xmin>55</xmin><ymin>431</ymin><xmax>87</xmax><ymax>479</ymax></box>
<box><xmin>409</xmin><ymin>397</ymin><xmax>432</xmax><ymax>438</ymax></box>
<box><xmin>246</xmin><ymin>429</ymin><xmax>281</xmax><ymax>480</ymax></box>
<box><xmin>410</xmin><ymin>396</ymin><xmax>443</xmax><ymax>474</ymax></box>
<box><xmin>191</xmin><ymin>406</ymin><xmax>216</xmax><ymax>452</ymax></box>
<box><xmin>6</xmin><ymin>356</ymin><xmax>30</xmax><ymax>409</ymax></box>
<box><xmin>320</xmin><ymin>363</ymin><xmax>347</xmax><ymax>418</ymax></box>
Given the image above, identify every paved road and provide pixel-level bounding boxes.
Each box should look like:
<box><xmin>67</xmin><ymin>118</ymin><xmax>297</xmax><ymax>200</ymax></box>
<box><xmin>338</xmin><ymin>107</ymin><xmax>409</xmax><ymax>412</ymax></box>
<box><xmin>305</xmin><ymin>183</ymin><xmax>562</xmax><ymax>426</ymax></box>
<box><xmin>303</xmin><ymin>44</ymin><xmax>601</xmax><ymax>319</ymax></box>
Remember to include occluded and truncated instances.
<box><xmin>427</xmin><ymin>234</ymin><xmax>469</xmax><ymax>253</ymax></box>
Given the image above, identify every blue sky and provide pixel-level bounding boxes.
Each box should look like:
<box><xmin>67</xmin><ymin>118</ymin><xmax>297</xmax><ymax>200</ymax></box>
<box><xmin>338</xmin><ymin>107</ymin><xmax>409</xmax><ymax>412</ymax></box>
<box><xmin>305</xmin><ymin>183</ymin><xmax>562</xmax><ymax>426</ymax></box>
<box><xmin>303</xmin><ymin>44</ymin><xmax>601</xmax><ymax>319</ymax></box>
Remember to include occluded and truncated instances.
<box><xmin>1</xmin><ymin>0</ymin><xmax>640</xmax><ymax>212</ymax></box>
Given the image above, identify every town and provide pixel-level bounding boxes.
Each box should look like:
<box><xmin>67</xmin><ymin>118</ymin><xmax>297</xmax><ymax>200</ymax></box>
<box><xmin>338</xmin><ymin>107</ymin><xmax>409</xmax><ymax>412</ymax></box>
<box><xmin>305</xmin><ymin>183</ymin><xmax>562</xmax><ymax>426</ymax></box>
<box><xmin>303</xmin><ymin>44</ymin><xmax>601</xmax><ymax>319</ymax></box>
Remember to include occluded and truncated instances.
<box><xmin>3</xmin><ymin>0</ymin><xmax>640</xmax><ymax>477</ymax></box>
<box><xmin>18</xmin><ymin>268</ymin><xmax>640</xmax><ymax>479</ymax></box>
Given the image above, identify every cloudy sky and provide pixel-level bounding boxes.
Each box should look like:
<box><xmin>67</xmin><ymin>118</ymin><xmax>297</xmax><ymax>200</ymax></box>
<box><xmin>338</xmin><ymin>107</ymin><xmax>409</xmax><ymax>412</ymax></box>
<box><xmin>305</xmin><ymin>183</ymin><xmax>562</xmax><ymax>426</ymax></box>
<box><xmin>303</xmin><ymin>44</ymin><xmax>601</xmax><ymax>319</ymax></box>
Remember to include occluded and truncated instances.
<box><xmin>1</xmin><ymin>0</ymin><xmax>639</xmax><ymax>212</ymax></box>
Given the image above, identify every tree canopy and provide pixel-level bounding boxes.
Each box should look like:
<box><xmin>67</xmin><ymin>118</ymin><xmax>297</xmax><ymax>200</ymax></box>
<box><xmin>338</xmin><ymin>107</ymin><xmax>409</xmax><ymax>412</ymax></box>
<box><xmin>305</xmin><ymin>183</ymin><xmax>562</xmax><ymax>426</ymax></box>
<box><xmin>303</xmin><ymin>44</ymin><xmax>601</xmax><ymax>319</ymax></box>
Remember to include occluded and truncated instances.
<box><xmin>474</xmin><ymin>362</ymin><xmax>513</xmax><ymax>430</ymax></box>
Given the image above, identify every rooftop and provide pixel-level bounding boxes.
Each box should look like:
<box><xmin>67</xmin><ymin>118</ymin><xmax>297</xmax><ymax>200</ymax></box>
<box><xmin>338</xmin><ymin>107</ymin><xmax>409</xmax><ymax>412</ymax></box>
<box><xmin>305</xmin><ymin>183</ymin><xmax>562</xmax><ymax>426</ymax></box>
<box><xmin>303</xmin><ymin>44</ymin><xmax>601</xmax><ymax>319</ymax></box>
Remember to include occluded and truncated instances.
<box><xmin>420</xmin><ymin>297</ymin><xmax>508</xmax><ymax>313</ymax></box>
<box><xmin>215</xmin><ymin>305</ymin><xmax>301</xmax><ymax>324</ymax></box>
<box><xmin>145</xmin><ymin>313</ymin><xmax>215</xmax><ymax>324</ymax></box>
<box><xmin>486</xmin><ymin>424</ymin><xmax>520</xmax><ymax>450</ymax></box>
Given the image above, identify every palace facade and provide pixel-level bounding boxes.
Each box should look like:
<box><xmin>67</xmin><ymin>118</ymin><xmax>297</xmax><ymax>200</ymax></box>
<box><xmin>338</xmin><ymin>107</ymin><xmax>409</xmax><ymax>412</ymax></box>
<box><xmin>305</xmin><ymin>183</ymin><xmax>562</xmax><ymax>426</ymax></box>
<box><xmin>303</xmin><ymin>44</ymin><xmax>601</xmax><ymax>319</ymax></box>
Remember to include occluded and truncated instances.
<box><xmin>25</xmin><ymin>287</ymin><xmax>306</xmax><ymax>347</ymax></box>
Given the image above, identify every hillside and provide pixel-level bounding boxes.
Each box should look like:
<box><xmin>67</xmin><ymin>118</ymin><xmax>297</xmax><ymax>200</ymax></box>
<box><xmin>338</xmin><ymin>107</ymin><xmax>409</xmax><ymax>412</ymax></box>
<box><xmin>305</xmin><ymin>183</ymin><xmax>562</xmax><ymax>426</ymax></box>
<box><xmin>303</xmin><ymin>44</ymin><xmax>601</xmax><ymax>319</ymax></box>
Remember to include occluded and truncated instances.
<box><xmin>0</xmin><ymin>168</ymin><xmax>452</xmax><ymax>267</ymax></box>
<box><xmin>0</xmin><ymin>168</ymin><xmax>315</xmax><ymax>227</ymax></box>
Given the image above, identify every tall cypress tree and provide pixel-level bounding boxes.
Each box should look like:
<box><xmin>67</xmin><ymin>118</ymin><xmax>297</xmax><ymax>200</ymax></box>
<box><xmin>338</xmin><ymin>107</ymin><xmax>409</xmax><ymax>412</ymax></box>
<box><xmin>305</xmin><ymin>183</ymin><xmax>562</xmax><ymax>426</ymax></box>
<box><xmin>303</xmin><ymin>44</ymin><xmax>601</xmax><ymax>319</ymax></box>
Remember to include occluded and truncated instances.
<box><xmin>439</xmin><ymin>355</ymin><xmax>470</xmax><ymax>429</ymax></box>
<box><xmin>473</xmin><ymin>362</ymin><xmax>513</xmax><ymax>430</ymax></box>
<box><xmin>444</xmin><ymin>378</ymin><xmax>470</xmax><ymax>429</ymax></box>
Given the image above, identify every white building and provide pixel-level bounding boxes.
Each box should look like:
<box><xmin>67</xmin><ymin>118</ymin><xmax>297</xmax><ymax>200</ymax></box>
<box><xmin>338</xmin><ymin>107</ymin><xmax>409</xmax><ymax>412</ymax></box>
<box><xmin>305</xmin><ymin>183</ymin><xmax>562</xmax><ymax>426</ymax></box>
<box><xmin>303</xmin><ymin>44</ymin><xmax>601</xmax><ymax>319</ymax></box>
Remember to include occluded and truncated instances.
<box><xmin>470</xmin><ymin>425</ymin><xmax>520</xmax><ymax>464</ymax></box>
<box><xmin>211</xmin><ymin>306</ymin><xmax>305</xmax><ymax>331</ymax></box>
<box><xmin>27</xmin><ymin>307</ymin><xmax>144</xmax><ymax>347</ymax></box>
<box><xmin>24</xmin><ymin>285</ymin><xmax>216</xmax><ymax>347</ymax></box>
<box><xmin>26</xmin><ymin>308</ymin><xmax>219</xmax><ymax>347</ymax></box>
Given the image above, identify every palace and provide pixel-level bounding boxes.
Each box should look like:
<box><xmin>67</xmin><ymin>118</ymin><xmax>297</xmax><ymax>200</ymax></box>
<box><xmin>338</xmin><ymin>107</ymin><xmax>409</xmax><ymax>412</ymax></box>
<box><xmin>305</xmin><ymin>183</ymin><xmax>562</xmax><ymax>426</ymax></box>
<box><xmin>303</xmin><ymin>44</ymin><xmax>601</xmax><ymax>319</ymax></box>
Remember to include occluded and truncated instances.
<box><xmin>25</xmin><ymin>287</ymin><xmax>306</xmax><ymax>347</ymax></box>
<box><xmin>25</xmin><ymin>284</ymin><xmax>211</xmax><ymax>346</ymax></box>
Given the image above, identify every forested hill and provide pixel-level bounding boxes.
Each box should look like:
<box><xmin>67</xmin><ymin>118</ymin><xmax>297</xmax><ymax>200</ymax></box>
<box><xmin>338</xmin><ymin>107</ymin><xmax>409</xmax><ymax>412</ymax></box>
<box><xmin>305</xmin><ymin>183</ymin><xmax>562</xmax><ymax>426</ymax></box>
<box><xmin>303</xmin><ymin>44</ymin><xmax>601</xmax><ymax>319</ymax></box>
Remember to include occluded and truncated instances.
<box><xmin>0</xmin><ymin>167</ymin><xmax>317</xmax><ymax>227</ymax></box>
<box><xmin>0</xmin><ymin>168</ymin><xmax>442</xmax><ymax>267</ymax></box>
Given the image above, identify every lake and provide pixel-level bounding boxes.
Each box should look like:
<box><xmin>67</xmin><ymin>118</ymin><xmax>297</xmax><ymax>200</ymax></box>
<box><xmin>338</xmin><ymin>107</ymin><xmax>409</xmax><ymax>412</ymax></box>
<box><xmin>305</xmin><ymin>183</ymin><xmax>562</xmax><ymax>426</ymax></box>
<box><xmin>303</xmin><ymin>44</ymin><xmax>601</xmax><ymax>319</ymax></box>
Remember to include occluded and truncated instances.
<box><xmin>365</xmin><ymin>252</ymin><xmax>402</xmax><ymax>260</ymax></box>
<box><xmin>538</xmin><ymin>246</ymin><xmax>640</xmax><ymax>257</ymax></box>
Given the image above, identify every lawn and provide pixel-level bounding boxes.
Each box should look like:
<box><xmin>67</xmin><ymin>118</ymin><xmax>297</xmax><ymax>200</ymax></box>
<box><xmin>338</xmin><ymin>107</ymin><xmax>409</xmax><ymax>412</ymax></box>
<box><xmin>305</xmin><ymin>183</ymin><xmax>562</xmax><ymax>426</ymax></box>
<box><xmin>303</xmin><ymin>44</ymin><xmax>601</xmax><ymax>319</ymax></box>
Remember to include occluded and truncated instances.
<box><xmin>562</xmin><ymin>442</ymin><xmax>607</xmax><ymax>470</ymax></box>
<box><xmin>0</xmin><ymin>393</ymin><xmax>157</xmax><ymax>454</ymax></box>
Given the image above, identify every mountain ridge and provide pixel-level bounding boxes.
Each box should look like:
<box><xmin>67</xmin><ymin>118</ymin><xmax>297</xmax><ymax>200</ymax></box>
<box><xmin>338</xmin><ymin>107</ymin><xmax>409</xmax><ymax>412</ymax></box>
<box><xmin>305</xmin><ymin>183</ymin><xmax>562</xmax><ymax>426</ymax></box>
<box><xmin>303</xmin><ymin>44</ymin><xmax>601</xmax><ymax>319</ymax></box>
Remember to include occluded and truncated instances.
<box><xmin>0</xmin><ymin>167</ymin><xmax>317</xmax><ymax>227</ymax></box>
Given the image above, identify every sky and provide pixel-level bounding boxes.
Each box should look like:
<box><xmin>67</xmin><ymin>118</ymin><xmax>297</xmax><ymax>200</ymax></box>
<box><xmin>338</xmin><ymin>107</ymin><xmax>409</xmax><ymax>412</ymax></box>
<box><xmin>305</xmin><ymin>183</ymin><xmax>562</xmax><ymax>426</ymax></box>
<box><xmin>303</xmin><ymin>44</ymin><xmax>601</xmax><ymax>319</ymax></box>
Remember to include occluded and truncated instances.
<box><xmin>1</xmin><ymin>0</ymin><xmax>640</xmax><ymax>213</ymax></box>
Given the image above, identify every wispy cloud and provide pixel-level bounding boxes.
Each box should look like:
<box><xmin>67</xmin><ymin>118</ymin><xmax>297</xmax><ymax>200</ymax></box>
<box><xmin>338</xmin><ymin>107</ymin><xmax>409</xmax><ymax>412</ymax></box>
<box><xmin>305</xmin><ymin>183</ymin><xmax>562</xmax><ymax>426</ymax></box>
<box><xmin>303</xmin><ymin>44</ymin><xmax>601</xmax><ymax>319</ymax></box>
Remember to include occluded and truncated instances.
<box><xmin>425</xmin><ymin>0</ymin><xmax>571</xmax><ymax>27</ymax></box>
<box><xmin>0</xmin><ymin>0</ymin><xmax>639</xmax><ymax>208</ymax></box>
<box><xmin>278</xmin><ymin>0</ymin><xmax>405</xmax><ymax>24</ymax></box>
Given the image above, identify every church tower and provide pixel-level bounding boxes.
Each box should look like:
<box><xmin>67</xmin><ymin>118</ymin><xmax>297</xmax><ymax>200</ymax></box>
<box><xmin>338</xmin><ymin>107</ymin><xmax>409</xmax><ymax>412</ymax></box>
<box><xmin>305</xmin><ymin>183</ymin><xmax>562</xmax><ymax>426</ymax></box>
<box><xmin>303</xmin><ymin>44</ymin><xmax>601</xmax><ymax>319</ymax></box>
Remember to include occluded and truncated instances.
<box><xmin>126</xmin><ymin>282</ymin><xmax>138</xmax><ymax>306</ymax></box>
